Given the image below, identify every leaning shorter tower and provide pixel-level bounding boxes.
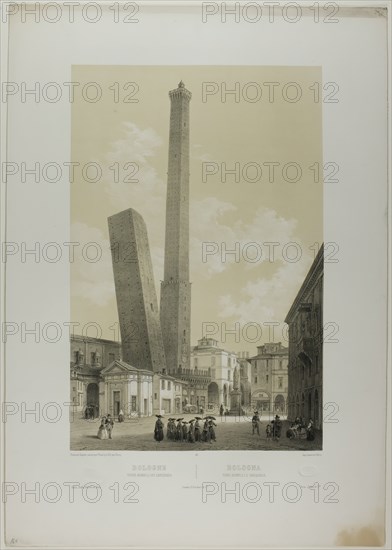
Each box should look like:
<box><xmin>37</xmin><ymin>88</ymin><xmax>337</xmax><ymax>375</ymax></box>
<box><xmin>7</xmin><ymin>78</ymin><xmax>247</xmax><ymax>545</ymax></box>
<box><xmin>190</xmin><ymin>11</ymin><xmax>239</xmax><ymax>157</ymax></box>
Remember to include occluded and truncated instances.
<box><xmin>108</xmin><ymin>207</ymin><xmax>166</xmax><ymax>372</ymax></box>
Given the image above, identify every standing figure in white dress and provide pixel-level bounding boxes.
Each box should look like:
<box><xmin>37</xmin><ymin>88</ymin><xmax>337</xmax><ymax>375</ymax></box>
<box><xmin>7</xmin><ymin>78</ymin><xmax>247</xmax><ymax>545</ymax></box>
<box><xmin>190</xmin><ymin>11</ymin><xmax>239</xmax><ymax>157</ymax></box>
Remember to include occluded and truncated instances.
<box><xmin>97</xmin><ymin>417</ymin><xmax>108</xmax><ymax>440</ymax></box>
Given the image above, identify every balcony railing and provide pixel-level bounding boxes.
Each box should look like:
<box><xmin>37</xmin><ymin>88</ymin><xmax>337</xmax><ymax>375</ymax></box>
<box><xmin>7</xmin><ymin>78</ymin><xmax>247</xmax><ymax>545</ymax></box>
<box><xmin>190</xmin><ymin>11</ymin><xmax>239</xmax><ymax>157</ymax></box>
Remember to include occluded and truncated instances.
<box><xmin>168</xmin><ymin>368</ymin><xmax>211</xmax><ymax>381</ymax></box>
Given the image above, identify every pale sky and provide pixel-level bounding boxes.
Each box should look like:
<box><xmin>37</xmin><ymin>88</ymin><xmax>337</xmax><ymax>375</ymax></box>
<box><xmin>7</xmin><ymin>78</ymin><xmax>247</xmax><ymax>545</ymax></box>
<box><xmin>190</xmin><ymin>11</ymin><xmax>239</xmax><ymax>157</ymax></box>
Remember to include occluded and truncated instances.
<box><xmin>71</xmin><ymin>66</ymin><xmax>323</xmax><ymax>353</ymax></box>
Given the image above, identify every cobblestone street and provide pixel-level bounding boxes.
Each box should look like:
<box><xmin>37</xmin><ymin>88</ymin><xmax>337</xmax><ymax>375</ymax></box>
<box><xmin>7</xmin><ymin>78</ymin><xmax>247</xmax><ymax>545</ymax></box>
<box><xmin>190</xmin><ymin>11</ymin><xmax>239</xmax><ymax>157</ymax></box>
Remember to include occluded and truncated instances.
<box><xmin>70</xmin><ymin>414</ymin><xmax>322</xmax><ymax>451</ymax></box>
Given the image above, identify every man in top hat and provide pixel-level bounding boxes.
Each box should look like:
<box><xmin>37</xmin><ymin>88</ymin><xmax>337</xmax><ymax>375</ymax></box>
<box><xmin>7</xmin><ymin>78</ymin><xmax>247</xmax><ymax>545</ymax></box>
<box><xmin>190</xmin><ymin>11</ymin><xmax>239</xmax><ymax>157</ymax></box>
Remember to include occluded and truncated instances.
<box><xmin>252</xmin><ymin>411</ymin><xmax>260</xmax><ymax>436</ymax></box>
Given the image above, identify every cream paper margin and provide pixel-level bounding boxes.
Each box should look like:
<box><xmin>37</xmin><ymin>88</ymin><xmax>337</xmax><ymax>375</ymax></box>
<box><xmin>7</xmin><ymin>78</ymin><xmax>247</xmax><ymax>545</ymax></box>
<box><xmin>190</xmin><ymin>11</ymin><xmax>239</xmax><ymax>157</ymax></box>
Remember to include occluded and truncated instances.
<box><xmin>0</xmin><ymin>2</ymin><xmax>390</xmax><ymax>548</ymax></box>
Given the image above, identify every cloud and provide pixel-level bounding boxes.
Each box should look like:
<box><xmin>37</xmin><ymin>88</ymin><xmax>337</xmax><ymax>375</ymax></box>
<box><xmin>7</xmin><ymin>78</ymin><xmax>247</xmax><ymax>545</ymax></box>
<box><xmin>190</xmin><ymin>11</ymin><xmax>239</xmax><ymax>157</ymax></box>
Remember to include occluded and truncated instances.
<box><xmin>103</xmin><ymin>121</ymin><xmax>167</xmax><ymax>282</ymax></box>
<box><xmin>190</xmin><ymin>203</ymin><xmax>300</xmax><ymax>278</ymax></box>
<box><xmin>191</xmin><ymin>143</ymin><xmax>216</xmax><ymax>163</ymax></box>
<box><xmin>103</xmin><ymin>121</ymin><xmax>166</xmax><ymax>228</ymax></box>
<box><xmin>217</xmin><ymin>252</ymin><xmax>313</xmax><ymax>325</ymax></box>
<box><xmin>72</xmin><ymin>123</ymin><xmax>167</xmax><ymax>308</ymax></box>
<box><xmin>71</xmin><ymin>222</ymin><xmax>115</xmax><ymax>307</ymax></box>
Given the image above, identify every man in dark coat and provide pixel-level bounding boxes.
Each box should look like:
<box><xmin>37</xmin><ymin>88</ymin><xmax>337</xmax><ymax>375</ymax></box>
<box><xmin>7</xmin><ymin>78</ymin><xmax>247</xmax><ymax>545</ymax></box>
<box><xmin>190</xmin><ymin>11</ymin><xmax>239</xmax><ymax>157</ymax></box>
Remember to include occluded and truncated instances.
<box><xmin>176</xmin><ymin>418</ymin><xmax>183</xmax><ymax>441</ymax></box>
<box><xmin>252</xmin><ymin>411</ymin><xmax>260</xmax><ymax>435</ymax></box>
<box><xmin>194</xmin><ymin>418</ymin><xmax>201</xmax><ymax>441</ymax></box>
<box><xmin>188</xmin><ymin>419</ymin><xmax>195</xmax><ymax>442</ymax></box>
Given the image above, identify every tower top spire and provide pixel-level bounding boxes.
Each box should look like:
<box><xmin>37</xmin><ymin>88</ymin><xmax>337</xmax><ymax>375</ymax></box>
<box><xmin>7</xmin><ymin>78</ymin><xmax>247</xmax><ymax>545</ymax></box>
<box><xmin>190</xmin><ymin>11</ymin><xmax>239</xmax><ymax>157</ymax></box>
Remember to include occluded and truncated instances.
<box><xmin>169</xmin><ymin>81</ymin><xmax>192</xmax><ymax>100</ymax></box>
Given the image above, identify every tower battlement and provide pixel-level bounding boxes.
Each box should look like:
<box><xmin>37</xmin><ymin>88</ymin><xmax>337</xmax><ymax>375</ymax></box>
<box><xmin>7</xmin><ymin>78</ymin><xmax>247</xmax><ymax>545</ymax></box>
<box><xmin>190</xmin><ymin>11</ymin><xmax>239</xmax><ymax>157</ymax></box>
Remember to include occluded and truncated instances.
<box><xmin>169</xmin><ymin>81</ymin><xmax>192</xmax><ymax>101</ymax></box>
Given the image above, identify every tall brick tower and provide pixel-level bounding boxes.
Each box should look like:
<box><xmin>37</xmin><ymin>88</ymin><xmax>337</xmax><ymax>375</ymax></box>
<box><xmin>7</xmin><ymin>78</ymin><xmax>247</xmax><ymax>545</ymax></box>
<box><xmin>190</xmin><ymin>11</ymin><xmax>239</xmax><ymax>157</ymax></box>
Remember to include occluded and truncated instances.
<box><xmin>160</xmin><ymin>81</ymin><xmax>192</xmax><ymax>373</ymax></box>
<box><xmin>108</xmin><ymin>207</ymin><xmax>166</xmax><ymax>372</ymax></box>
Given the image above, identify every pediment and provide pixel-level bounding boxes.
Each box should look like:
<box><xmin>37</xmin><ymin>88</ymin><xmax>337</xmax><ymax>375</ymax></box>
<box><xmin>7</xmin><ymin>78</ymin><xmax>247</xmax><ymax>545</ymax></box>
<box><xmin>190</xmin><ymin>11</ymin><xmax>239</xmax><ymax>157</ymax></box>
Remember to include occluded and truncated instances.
<box><xmin>101</xmin><ymin>360</ymin><xmax>138</xmax><ymax>376</ymax></box>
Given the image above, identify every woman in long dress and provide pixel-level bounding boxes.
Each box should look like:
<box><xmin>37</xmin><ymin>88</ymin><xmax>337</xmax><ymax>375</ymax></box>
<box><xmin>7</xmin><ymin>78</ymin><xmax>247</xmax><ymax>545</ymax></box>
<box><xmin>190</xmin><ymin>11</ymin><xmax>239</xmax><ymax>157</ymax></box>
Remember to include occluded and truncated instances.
<box><xmin>306</xmin><ymin>418</ymin><xmax>315</xmax><ymax>441</ymax></box>
<box><xmin>154</xmin><ymin>415</ymin><xmax>164</xmax><ymax>442</ymax></box>
<box><xmin>97</xmin><ymin>417</ymin><xmax>108</xmax><ymax>440</ymax></box>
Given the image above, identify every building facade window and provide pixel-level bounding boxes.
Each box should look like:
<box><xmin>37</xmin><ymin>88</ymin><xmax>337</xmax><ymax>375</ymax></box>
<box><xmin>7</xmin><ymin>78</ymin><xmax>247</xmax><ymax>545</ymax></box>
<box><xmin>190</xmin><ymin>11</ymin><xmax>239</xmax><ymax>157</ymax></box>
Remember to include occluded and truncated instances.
<box><xmin>161</xmin><ymin>380</ymin><xmax>165</xmax><ymax>390</ymax></box>
<box><xmin>168</xmin><ymin>381</ymin><xmax>171</xmax><ymax>390</ymax></box>
<box><xmin>278</xmin><ymin>377</ymin><xmax>283</xmax><ymax>389</ymax></box>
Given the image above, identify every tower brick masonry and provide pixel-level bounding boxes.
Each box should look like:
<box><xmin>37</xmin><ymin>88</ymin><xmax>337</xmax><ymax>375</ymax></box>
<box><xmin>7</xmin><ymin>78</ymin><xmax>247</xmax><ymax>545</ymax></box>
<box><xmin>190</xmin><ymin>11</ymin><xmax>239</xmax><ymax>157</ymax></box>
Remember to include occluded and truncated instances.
<box><xmin>160</xmin><ymin>81</ymin><xmax>192</xmax><ymax>373</ymax></box>
<box><xmin>108</xmin><ymin>207</ymin><xmax>166</xmax><ymax>372</ymax></box>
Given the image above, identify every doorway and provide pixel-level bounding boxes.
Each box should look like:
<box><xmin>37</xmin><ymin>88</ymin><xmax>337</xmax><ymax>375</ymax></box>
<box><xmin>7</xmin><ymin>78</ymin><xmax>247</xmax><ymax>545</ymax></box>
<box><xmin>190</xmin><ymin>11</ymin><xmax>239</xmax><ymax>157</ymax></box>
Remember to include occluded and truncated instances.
<box><xmin>113</xmin><ymin>391</ymin><xmax>121</xmax><ymax>416</ymax></box>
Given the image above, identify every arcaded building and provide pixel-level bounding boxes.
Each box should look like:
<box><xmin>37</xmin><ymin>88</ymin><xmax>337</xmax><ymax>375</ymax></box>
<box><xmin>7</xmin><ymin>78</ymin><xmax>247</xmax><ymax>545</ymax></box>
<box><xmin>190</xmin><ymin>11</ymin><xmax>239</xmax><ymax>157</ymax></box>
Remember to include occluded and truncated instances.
<box><xmin>249</xmin><ymin>342</ymin><xmax>289</xmax><ymax>414</ymax></box>
<box><xmin>108</xmin><ymin>207</ymin><xmax>166</xmax><ymax>373</ymax></box>
<box><xmin>285</xmin><ymin>245</ymin><xmax>323</xmax><ymax>429</ymax></box>
<box><xmin>189</xmin><ymin>337</ymin><xmax>239</xmax><ymax>411</ymax></box>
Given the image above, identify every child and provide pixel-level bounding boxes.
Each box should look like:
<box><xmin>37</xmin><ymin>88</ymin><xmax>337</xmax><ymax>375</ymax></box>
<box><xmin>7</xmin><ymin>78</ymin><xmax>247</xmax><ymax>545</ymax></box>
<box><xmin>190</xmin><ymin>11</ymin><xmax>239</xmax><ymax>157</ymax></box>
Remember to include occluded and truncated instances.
<box><xmin>266</xmin><ymin>423</ymin><xmax>272</xmax><ymax>441</ymax></box>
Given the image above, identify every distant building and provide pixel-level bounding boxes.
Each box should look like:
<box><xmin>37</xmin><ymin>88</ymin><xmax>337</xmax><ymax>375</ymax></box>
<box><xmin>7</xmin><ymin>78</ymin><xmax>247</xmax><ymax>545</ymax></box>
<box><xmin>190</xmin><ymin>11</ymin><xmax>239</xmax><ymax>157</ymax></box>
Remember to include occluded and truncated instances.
<box><xmin>285</xmin><ymin>245</ymin><xmax>323</xmax><ymax>429</ymax></box>
<box><xmin>108</xmin><ymin>207</ymin><xmax>166</xmax><ymax>373</ymax></box>
<box><xmin>189</xmin><ymin>337</ymin><xmax>239</xmax><ymax>412</ymax></box>
<box><xmin>239</xmin><ymin>359</ymin><xmax>252</xmax><ymax>408</ymax></box>
<box><xmin>249</xmin><ymin>342</ymin><xmax>288</xmax><ymax>414</ymax></box>
<box><xmin>153</xmin><ymin>371</ymin><xmax>185</xmax><ymax>415</ymax></box>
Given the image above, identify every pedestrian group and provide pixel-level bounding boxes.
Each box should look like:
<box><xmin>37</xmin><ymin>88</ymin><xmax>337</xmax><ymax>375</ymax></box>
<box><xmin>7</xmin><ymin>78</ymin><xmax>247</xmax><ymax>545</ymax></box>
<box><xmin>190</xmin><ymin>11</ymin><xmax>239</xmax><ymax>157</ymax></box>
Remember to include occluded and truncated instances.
<box><xmin>97</xmin><ymin>414</ymin><xmax>114</xmax><ymax>440</ymax></box>
<box><xmin>154</xmin><ymin>415</ymin><xmax>217</xmax><ymax>443</ymax></box>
